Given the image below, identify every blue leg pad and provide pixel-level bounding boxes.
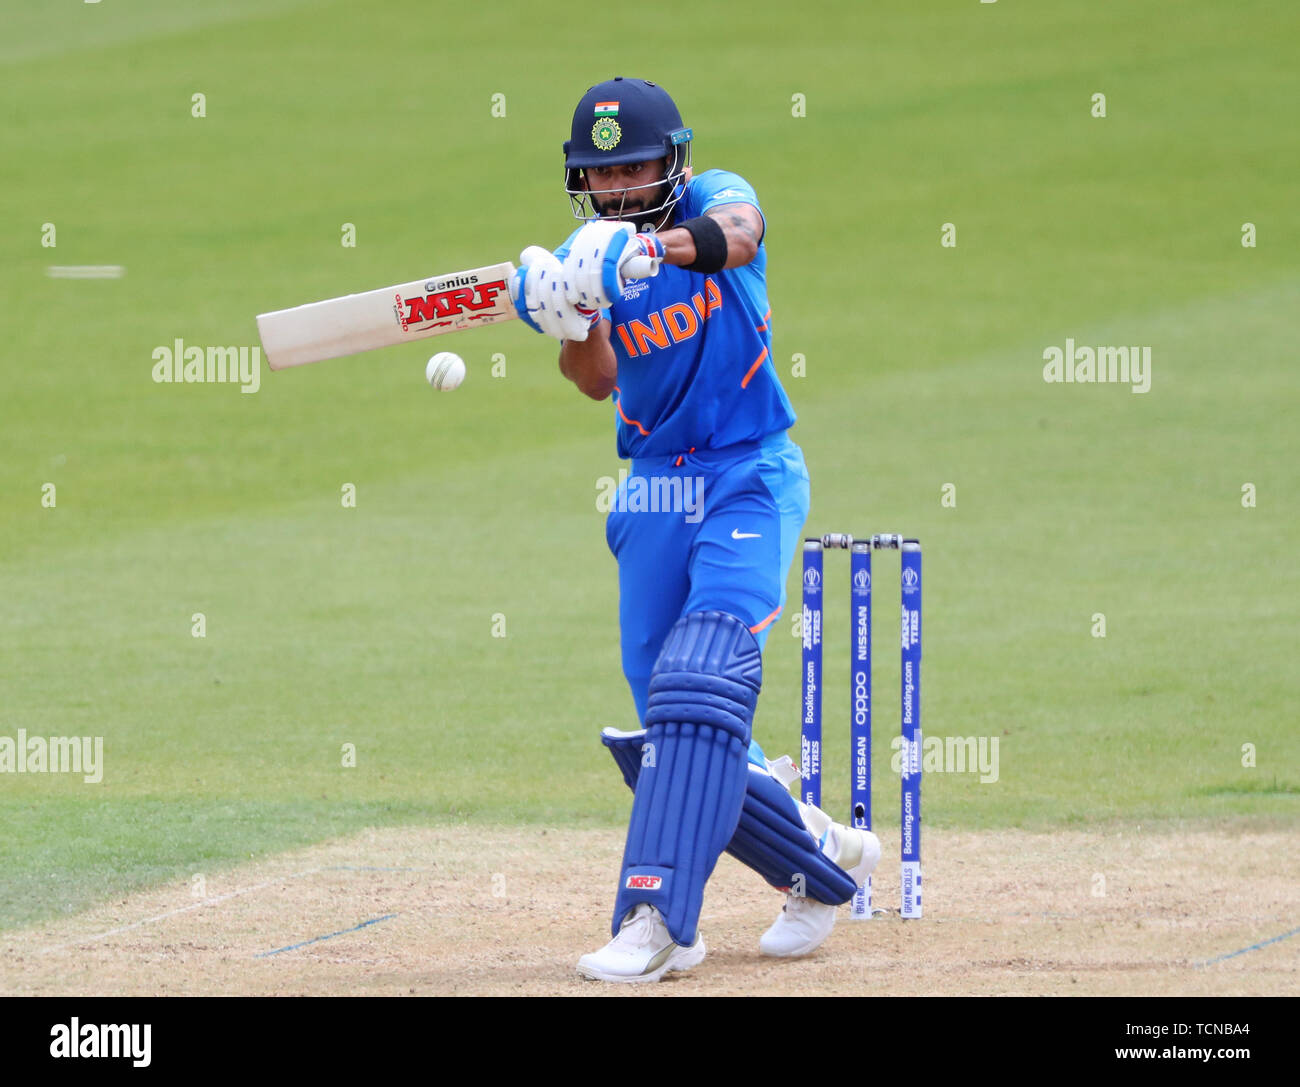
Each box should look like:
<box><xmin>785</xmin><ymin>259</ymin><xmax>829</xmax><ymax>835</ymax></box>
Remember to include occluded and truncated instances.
<box><xmin>612</xmin><ymin>612</ymin><xmax>761</xmax><ymax>945</ymax></box>
<box><xmin>603</xmin><ymin>728</ymin><xmax>646</xmax><ymax>790</ymax></box>
<box><xmin>731</xmin><ymin>764</ymin><xmax>858</xmax><ymax>903</ymax></box>
<box><xmin>602</xmin><ymin>736</ymin><xmax>857</xmax><ymax>907</ymax></box>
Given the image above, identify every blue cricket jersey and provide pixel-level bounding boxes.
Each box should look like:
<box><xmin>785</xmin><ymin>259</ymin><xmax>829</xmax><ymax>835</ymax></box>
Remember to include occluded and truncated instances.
<box><xmin>556</xmin><ymin>170</ymin><xmax>796</xmax><ymax>459</ymax></box>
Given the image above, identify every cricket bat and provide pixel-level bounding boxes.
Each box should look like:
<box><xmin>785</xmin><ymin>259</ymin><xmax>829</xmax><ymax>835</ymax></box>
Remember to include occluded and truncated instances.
<box><xmin>257</xmin><ymin>262</ymin><xmax>517</xmax><ymax>370</ymax></box>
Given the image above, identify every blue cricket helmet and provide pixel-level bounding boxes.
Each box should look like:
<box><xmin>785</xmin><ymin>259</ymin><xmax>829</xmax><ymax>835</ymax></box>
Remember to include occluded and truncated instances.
<box><xmin>563</xmin><ymin>77</ymin><xmax>693</xmax><ymax>227</ymax></box>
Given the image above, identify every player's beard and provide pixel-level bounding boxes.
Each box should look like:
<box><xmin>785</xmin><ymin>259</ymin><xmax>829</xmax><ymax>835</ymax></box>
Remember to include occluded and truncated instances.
<box><xmin>594</xmin><ymin>179</ymin><xmax>673</xmax><ymax>229</ymax></box>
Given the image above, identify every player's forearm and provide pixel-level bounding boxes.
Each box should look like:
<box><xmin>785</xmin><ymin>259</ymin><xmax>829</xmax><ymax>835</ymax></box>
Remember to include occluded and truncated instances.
<box><xmin>559</xmin><ymin>319</ymin><xmax>617</xmax><ymax>400</ymax></box>
<box><xmin>657</xmin><ymin>205</ymin><xmax>761</xmax><ymax>270</ymax></box>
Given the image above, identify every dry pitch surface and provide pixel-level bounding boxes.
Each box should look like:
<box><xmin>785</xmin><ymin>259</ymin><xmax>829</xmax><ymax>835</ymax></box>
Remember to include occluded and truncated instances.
<box><xmin>3</xmin><ymin>826</ymin><xmax>1295</xmax><ymax>996</ymax></box>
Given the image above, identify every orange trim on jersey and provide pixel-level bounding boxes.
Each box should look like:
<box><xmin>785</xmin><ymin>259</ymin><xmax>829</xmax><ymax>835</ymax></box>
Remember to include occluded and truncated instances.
<box><xmin>612</xmin><ymin>386</ymin><xmax>651</xmax><ymax>436</ymax></box>
<box><xmin>749</xmin><ymin>605</ymin><xmax>783</xmax><ymax>635</ymax></box>
<box><xmin>756</xmin><ymin>307</ymin><xmax>772</xmax><ymax>333</ymax></box>
<box><xmin>740</xmin><ymin>347</ymin><xmax>769</xmax><ymax>389</ymax></box>
<box><xmin>672</xmin><ymin>446</ymin><xmax>696</xmax><ymax>468</ymax></box>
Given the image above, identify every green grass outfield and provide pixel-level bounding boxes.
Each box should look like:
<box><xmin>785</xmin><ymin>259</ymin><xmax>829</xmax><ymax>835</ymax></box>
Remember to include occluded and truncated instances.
<box><xmin>2</xmin><ymin>0</ymin><xmax>1296</xmax><ymax>930</ymax></box>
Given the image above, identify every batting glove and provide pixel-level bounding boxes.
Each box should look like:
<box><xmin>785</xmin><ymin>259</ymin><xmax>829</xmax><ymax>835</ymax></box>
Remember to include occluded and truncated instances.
<box><xmin>564</xmin><ymin>221</ymin><xmax>666</xmax><ymax>311</ymax></box>
<box><xmin>509</xmin><ymin>246</ymin><xmax>593</xmax><ymax>342</ymax></box>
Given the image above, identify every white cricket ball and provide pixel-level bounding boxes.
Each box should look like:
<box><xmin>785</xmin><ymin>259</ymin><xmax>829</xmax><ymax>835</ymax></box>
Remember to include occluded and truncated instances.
<box><xmin>425</xmin><ymin>351</ymin><xmax>466</xmax><ymax>391</ymax></box>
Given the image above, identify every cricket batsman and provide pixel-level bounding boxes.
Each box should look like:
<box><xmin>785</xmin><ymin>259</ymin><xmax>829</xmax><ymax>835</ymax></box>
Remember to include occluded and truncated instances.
<box><xmin>511</xmin><ymin>78</ymin><xmax>879</xmax><ymax>982</ymax></box>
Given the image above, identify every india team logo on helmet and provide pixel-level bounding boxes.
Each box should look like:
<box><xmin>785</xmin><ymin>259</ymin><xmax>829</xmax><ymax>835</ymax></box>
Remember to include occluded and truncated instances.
<box><xmin>591</xmin><ymin>118</ymin><xmax>622</xmax><ymax>151</ymax></box>
<box><xmin>563</xmin><ymin>77</ymin><xmax>693</xmax><ymax>226</ymax></box>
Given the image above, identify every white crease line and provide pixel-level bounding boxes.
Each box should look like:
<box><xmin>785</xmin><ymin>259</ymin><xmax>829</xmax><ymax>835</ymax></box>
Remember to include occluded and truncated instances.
<box><xmin>35</xmin><ymin>867</ymin><xmax>324</xmax><ymax>953</ymax></box>
<box><xmin>46</xmin><ymin>265</ymin><xmax>126</xmax><ymax>279</ymax></box>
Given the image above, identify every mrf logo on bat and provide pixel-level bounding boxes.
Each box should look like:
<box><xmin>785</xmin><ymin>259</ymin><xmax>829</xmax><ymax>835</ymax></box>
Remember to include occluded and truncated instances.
<box><xmin>393</xmin><ymin>272</ymin><xmax>509</xmax><ymax>333</ymax></box>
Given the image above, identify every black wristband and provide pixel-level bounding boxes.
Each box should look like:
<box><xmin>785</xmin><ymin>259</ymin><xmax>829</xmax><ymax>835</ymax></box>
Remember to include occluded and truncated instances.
<box><xmin>680</xmin><ymin>215</ymin><xmax>729</xmax><ymax>274</ymax></box>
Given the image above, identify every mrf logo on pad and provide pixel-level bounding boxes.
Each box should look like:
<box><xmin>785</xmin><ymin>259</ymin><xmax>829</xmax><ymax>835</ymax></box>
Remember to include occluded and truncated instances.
<box><xmin>625</xmin><ymin>875</ymin><xmax>662</xmax><ymax>890</ymax></box>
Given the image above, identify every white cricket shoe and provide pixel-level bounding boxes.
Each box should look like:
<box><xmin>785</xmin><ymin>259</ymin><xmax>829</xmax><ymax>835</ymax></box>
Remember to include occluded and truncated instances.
<box><xmin>759</xmin><ymin>823</ymin><xmax>881</xmax><ymax>958</ymax></box>
<box><xmin>576</xmin><ymin>904</ymin><xmax>706</xmax><ymax>983</ymax></box>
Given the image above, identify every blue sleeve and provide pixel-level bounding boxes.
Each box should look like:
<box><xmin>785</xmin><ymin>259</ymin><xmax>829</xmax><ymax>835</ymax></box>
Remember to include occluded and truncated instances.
<box><xmin>690</xmin><ymin>170</ymin><xmax>766</xmax><ymax>242</ymax></box>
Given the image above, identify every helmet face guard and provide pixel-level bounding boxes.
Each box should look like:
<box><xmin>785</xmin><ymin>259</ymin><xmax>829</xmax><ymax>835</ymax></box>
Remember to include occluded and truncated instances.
<box><xmin>564</xmin><ymin>140</ymin><xmax>692</xmax><ymax>230</ymax></box>
<box><xmin>562</xmin><ymin>78</ymin><xmax>693</xmax><ymax>232</ymax></box>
